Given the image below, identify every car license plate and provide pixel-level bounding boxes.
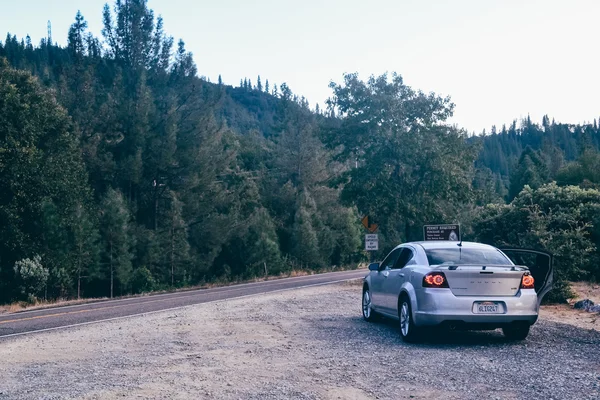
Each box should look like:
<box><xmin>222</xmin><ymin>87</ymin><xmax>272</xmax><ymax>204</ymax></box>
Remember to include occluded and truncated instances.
<box><xmin>473</xmin><ymin>301</ymin><xmax>503</xmax><ymax>314</ymax></box>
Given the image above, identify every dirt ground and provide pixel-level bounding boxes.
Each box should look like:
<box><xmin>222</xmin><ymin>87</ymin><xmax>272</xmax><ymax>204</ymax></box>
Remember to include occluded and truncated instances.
<box><xmin>540</xmin><ymin>281</ymin><xmax>600</xmax><ymax>331</ymax></box>
<box><xmin>0</xmin><ymin>279</ymin><xmax>599</xmax><ymax>400</ymax></box>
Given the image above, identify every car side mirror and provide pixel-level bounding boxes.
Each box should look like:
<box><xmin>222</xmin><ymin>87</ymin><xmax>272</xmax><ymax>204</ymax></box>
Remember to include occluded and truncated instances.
<box><xmin>368</xmin><ymin>262</ymin><xmax>380</xmax><ymax>271</ymax></box>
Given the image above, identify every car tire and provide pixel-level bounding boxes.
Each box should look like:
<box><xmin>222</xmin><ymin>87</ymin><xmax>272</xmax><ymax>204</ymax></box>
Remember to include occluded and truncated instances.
<box><xmin>502</xmin><ymin>323</ymin><xmax>530</xmax><ymax>340</ymax></box>
<box><xmin>362</xmin><ymin>288</ymin><xmax>377</xmax><ymax>322</ymax></box>
<box><xmin>398</xmin><ymin>296</ymin><xmax>420</xmax><ymax>343</ymax></box>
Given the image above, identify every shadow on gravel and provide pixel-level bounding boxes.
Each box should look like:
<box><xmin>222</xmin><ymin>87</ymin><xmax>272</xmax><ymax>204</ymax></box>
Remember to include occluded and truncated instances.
<box><xmin>326</xmin><ymin>315</ymin><xmax>526</xmax><ymax>349</ymax></box>
<box><xmin>372</xmin><ymin>316</ymin><xmax>512</xmax><ymax>347</ymax></box>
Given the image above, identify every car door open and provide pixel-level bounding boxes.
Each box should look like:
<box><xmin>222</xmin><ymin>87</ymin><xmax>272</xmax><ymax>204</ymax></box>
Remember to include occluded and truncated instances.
<box><xmin>500</xmin><ymin>248</ymin><xmax>553</xmax><ymax>305</ymax></box>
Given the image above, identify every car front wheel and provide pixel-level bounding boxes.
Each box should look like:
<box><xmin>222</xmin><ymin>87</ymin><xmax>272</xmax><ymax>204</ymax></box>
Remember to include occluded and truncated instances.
<box><xmin>362</xmin><ymin>288</ymin><xmax>376</xmax><ymax>321</ymax></box>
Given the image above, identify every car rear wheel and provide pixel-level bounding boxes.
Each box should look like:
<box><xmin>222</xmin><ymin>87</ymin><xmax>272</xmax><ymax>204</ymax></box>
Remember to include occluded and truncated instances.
<box><xmin>399</xmin><ymin>297</ymin><xmax>420</xmax><ymax>343</ymax></box>
<box><xmin>502</xmin><ymin>323</ymin><xmax>530</xmax><ymax>340</ymax></box>
<box><xmin>362</xmin><ymin>288</ymin><xmax>376</xmax><ymax>322</ymax></box>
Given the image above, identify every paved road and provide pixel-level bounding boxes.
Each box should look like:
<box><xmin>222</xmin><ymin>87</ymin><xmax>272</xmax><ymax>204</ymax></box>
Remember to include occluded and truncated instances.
<box><xmin>0</xmin><ymin>269</ymin><xmax>366</xmax><ymax>339</ymax></box>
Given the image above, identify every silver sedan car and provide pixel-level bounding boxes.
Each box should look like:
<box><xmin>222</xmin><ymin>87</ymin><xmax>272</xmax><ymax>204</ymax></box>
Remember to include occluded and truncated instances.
<box><xmin>362</xmin><ymin>241</ymin><xmax>552</xmax><ymax>342</ymax></box>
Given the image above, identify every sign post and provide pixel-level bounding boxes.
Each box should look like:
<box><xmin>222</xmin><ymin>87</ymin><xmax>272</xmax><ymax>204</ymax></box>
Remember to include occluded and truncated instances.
<box><xmin>423</xmin><ymin>224</ymin><xmax>461</xmax><ymax>241</ymax></box>
<box><xmin>362</xmin><ymin>216</ymin><xmax>379</xmax><ymax>262</ymax></box>
<box><xmin>365</xmin><ymin>234</ymin><xmax>379</xmax><ymax>251</ymax></box>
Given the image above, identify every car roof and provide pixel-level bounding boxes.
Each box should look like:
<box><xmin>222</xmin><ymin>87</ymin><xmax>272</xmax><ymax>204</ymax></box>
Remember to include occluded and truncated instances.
<box><xmin>402</xmin><ymin>241</ymin><xmax>499</xmax><ymax>251</ymax></box>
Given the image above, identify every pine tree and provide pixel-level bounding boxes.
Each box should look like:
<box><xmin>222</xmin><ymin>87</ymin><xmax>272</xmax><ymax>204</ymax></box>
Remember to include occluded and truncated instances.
<box><xmin>72</xmin><ymin>204</ymin><xmax>100</xmax><ymax>299</ymax></box>
<box><xmin>67</xmin><ymin>11</ymin><xmax>88</xmax><ymax>60</ymax></box>
<box><xmin>172</xmin><ymin>39</ymin><xmax>197</xmax><ymax>78</ymax></box>
<box><xmin>257</xmin><ymin>75</ymin><xmax>262</xmax><ymax>92</ymax></box>
<box><xmin>40</xmin><ymin>199</ymin><xmax>72</xmax><ymax>297</ymax></box>
<box><xmin>102</xmin><ymin>0</ymin><xmax>157</xmax><ymax>67</ymax></box>
<box><xmin>291</xmin><ymin>201</ymin><xmax>321</xmax><ymax>269</ymax></box>
<box><xmin>218</xmin><ymin>74</ymin><xmax>223</xmax><ymax>85</ymax></box>
<box><xmin>99</xmin><ymin>189</ymin><xmax>133</xmax><ymax>298</ymax></box>
<box><xmin>265</xmin><ymin>79</ymin><xmax>269</xmax><ymax>93</ymax></box>
<box><xmin>159</xmin><ymin>191</ymin><xmax>190</xmax><ymax>286</ymax></box>
<box><xmin>509</xmin><ymin>147</ymin><xmax>551</xmax><ymax>200</ymax></box>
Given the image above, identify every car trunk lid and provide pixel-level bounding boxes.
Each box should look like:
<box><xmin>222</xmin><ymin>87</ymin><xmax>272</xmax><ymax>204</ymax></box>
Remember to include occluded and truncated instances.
<box><xmin>435</xmin><ymin>265</ymin><xmax>526</xmax><ymax>296</ymax></box>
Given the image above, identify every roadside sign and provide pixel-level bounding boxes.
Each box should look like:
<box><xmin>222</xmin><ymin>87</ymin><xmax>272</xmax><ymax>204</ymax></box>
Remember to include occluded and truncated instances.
<box><xmin>423</xmin><ymin>224</ymin><xmax>461</xmax><ymax>241</ymax></box>
<box><xmin>361</xmin><ymin>216</ymin><xmax>378</xmax><ymax>233</ymax></box>
<box><xmin>365</xmin><ymin>234</ymin><xmax>379</xmax><ymax>251</ymax></box>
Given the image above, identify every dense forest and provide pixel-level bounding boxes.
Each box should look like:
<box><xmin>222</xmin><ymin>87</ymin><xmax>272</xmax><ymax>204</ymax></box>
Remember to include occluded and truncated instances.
<box><xmin>1</xmin><ymin>0</ymin><xmax>599</xmax><ymax>304</ymax></box>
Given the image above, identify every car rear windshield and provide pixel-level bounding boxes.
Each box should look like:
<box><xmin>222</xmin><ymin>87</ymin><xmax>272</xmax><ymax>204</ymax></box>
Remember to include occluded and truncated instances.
<box><xmin>425</xmin><ymin>247</ymin><xmax>511</xmax><ymax>266</ymax></box>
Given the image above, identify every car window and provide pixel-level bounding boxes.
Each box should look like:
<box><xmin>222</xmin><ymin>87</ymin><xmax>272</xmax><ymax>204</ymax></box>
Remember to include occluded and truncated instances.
<box><xmin>380</xmin><ymin>248</ymin><xmax>401</xmax><ymax>270</ymax></box>
<box><xmin>425</xmin><ymin>248</ymin><xmax>511</xmax><ymax>265</ymax></box>
<box><xmin>393</xmin><ymin>248</ymin><xmax>414</xmax><ymax>269</ymax></box>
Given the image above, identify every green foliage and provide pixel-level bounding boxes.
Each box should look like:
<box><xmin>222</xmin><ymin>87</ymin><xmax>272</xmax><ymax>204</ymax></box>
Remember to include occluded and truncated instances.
<box><xmin>13</xmin><ymin>255</ymin><xmax>48</xmax><ymax>302</ymax></box>
<box><xmin>0</xmin><ymin>58</ymin><xmax>93</xmax><ymax>302</ymax></box>
<box><xmin>556</xmin><ymin>149</ymin><xmax>600</xmax><ymax>189</ymax></box>
<box><xmin>159</xmin><ymin>191</ymin><xmax>190</xmax><ymax>286</ymax></box>
<box><xmin>473</xmin><ymin>183</ymin><xmax>600</xmax><ymax>302</ymax></box>
<box><xmin>1</xmin><ymin>1</ymin><xmax>599</xmax><ymax>305</ymax></box>
<box><xmin>291</xmin><ymin>200</ymin><xmax>322</xmax><ymax>269</ymax></box>
<box><xmin>130</xmin><ymin>266</ymin><xmax>155</xmax><ymax>294</ymax></box>
<box><xmin>509</xmin><ymin>146</ymin><xmax>550</xmax><ymax>200</ymax></box>
<box><xmin>476</xmin><ymin>118</ymin><xmax>600</xmax><ymax>195</ymax></box>
<box><xmin>99</xmin><ymin>188</ymin><xmax>133</xmax><ymax>297</ymax></box>
<box><xmin>325</xmin><ymin>72</ymin><xmax>477</xmax><ymax>254</ymax></box>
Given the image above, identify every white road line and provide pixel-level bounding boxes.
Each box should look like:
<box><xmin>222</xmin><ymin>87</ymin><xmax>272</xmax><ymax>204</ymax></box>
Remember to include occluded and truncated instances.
<box><xmin>0</xmin><ymin>277</ymin><xmax>363</xmax><ymax>340</ymax></box>
<box><xmin>5</xmin><ymin>270</ymin><xmax>366</xmax><ymax>317</ymax></box>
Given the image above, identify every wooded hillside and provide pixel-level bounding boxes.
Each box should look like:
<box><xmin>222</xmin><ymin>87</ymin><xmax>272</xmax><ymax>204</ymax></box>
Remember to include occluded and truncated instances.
<box><xmin>1</xmin><ymin>0</ymin><xmax>599</xmax><ymax>303</ymax></box>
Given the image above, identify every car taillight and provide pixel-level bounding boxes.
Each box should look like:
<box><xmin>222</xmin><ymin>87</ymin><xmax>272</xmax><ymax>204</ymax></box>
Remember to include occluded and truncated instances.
<box><xmin>423</xmin><ymin>272</ymin><xmax>449</xmax><ymax>288</ymax></box>
<box><xmin>520</xmin><ymin>273</ymin><xmax>535</xmax><ymax>289</ymax></box>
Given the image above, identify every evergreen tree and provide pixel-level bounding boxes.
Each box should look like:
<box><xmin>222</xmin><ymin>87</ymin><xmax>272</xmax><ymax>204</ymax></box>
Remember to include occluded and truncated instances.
<box><xmin>0</xmin><ymin>60</ymin><xmax>92</xmax><ymax>302</ymax></box>
<box><xmin>67</xmin><ymin>11</ymin><xmax>87</xmax><ymax>60</ymax></box>
<box><xmin>99</xmin><ymin>189</ymin><xmax>133</xmax><ymax>298</ymax></box>
<box><xmin>509</xmin><ymin>147</ymin><xmax>550</xmax><ymax>200</ymax></box>
<box><xmin>291</xmin><ymin>201</ymin><xmax>321</xmax><ymax>268</ymax></box>
<box><xmin>72</xmin><ymin>204</ymin><xmax>100</xmax><ymax>299</ymax></box>
<box><xmin>257</xmin><ymin>75</ymin><xmax>262</xmax><ymax>92</ymax></box>
<box><xmin>159</xmin><ymin>191</ymin><xmax>190</xmax><ymax>286</ymax></box>
<box><xmin>102</xmin><ymin>0</ymin><xmax>156</xmax><ymax>67</ymax></box>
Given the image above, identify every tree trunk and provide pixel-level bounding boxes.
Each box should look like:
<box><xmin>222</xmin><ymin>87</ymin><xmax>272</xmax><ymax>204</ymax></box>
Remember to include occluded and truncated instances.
<box><xmin>155</xmin><ymin>195</ymin><xmax>158</xmax><ymax>231</ymax></box>
<box><xmin>170</xmin><ymin>227</ymin><xmax>175</xmax><ymax>287</ymax></box>
<box><xmin>77</xmin><ymin>242</ymin><xmax>82</xmax><ymax>300</ymax></box>
<box><xmin>110</xmin><ymin>241</ymin><xmax>114</xmax><ymax>299</ymax></box>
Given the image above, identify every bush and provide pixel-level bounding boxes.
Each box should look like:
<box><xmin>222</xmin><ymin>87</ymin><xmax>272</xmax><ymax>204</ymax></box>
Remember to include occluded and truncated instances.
<box><xmin>473</xmin><ymin>183</ymin><xmax>600</xmax><ymax>303</ymax></box>
<box><xmin>130</xmin><ymin>267</ymin><xmax>155</xmax><ymax>294</ymax></box>
<box><xmin>13</xmin><ymin>255</ymin><xmax>49</xmax><ymax>302</ymax></box>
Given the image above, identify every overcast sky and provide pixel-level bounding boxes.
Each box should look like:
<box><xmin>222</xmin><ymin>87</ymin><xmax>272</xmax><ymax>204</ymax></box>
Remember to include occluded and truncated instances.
<box><xmin>2</xmin><ymin>0</ymin><xmax>598</xmax><ymax>133</ymax></box>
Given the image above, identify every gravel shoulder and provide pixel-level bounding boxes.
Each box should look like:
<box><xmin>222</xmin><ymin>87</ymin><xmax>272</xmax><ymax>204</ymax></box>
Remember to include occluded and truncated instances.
<box><xmin>0</xmin><ymin>280</ymin><xmax>599</xmax><ymax>400</ymax></box>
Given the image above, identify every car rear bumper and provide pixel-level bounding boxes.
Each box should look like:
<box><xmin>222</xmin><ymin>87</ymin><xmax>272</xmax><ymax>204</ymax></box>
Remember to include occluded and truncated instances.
<box><xmin>413</xmin><ymin>288</ymin><xmax>539</xmax><ymax>327</ymax></box>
